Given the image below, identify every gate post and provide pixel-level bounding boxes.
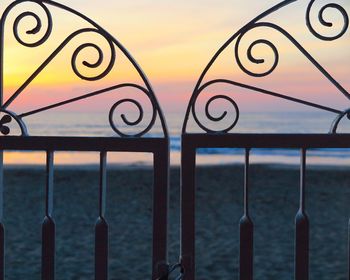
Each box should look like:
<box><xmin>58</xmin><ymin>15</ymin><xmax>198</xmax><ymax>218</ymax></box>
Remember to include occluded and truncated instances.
<box><xmin>0</xmin><ymin>152</ymin><xmax>3</xmax><ymax>280</ymax></box>
<box><xmin>0</xmin><ymin>9</ymin><xmax>5</xmax><ymax>280</ymax></box>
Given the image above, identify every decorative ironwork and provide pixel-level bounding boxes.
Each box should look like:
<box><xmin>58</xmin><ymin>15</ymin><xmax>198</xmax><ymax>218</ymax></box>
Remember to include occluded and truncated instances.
<box><xmin>0</xmin><ymin>0</ymin><xmax>168</xmax><ymax>138</ymax></box>
<box><xmin>306</xmin><ymin>0</ymin><xmax>349</xmax><ymax>41</ymax></box>
<box><xmin>182</xmin><ymin>0</ymin><xmax>349</xmax><ymax>134</ymax></box>
<box><xmin>0</xmin><ymin>115</ymin><xmax>11</xmax><ymax>136</ymax></box>
<box><xmin>0</xmin><ymin>2</ymin><xmax>170</xmax><ymax>280</ymax></box>
<box><xmin>180</xmin><ymin>2</ymin><xmax>349</xmax><ymax>280</ymax></box>
<box><xmin>0</xmin><ymin>109</ymin><xmax>27</xmax><ymax>136</ymax></box>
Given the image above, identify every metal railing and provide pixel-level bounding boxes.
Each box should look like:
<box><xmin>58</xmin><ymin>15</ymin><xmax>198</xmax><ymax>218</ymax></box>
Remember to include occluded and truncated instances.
<box><xmin>1</xmin><ymin>0</ymin><xmax>349</xmax><ymax>279</ymax></box>
<box><xmin>181</xmin><ymin>0</ymin><xmax>349</xmax><ymax>279</ymax></box>
<box><xmin>0</xmin><ymin>1</ymin><xmax>170</xmax><ymax>279</ymax></box>
<box><xmin>180</xmin><ymin>134</ymin><xmax>350</xmax><ymax>280</ymax></box>
<box><xmin>0</xmin><ymin>137</ymin><xmax>169</xmax><ymax>280</ymax></box>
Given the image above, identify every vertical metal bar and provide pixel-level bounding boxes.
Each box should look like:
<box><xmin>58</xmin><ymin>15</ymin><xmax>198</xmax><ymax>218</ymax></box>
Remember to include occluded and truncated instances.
<box><xmin>1</xmin><ymin>12</ymin><xmax>4</xmax><ymax>103</ymax></box>
<box><xmin>295</xmin><ymin>148</ymin><xmax>309</xmax><ymax>280</ymax></box>
<box><xmin>0</xmin><ymin>151</ymin><xmax>4</xmax><ymax>280</ymax></box>
<box><xmin>99</xmin><ymin>152</ymin><xmax>107</xmax><ymax>218</ymax></box>
<box><xmin>95</xmin><ymin>151</ymin><xmax>108</xmax><ymax>280</ymax></box>
<box><xmin>181</xmin><ymin>138</ymin><xmax>196</xmax><ymax>280</ymax></box>
<box><xmin>152</xmin><ymin>143</ymin><xmax>169</xmax><ymax>280</ymax></box>
<box><xmin>348</xmin><ymin>220</ymin><xmax>350</xmax><ymax>280</ymax></box>
<box><xmin>239</xmin><ymin>148</ymin><xmax>254</xmax><ymax>280</ymax></box>
<box><xmin>0</xmin><ymin>16</ymin><xmax>5</xmax><ymax>280</ymax></box>
<box><xmin>244</xmin><ymin>149</ymin><xmax>250</xmax><ymax>217</ymax></box>
<box><xmin>42</xmin><ymin>151</ymin><xmax>55</xmax><ymax>280</ymax></box>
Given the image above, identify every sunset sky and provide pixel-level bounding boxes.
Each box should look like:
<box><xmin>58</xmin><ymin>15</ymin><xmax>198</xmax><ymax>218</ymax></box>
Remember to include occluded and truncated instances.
<box><xmin>1</xmin><ymin>0</ymin><xmax>349</xmax><ymax>116</ymax></box>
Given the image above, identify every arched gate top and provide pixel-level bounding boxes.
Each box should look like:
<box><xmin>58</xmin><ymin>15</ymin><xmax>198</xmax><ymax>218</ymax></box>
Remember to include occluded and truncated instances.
<box><xmin>0</xmin><ymin>0</ymin><xmax>168</xmax><ymax>138</ymax></box>
<box><xmin>182</xmin><ymin>0</ymin><xmax>349</xmax><ymax>135</ymax></box>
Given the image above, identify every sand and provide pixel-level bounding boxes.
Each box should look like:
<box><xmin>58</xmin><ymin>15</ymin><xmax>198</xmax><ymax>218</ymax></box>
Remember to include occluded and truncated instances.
<box><xmin>2</xmin><ymin>165</ymin><xmax>349</xmax><ymax>280</ymax></box>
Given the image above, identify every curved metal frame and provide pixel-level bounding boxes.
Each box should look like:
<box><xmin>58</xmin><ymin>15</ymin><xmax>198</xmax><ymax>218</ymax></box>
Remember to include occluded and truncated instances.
<box><xmin>180</xmin><ymin>2</ymin><xmax>349</xmax><ymax>280</ymax></box>
<box><xmin>0</xmin><ymin>0</ymin><xmax>168</xmax><ymax>138</ymax></box>
<box><xmin>0</xmin><ymin>2</ymin><xmax>170</xmax><ymax>280</ymax></box>
<box><xmin>182</xmin><ymin>0</ymin><xmax>349</xmax><ymax>134</ymax></box>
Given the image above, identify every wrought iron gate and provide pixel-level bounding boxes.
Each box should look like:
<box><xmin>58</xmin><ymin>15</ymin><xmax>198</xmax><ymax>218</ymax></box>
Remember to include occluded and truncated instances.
<box><xmin>1</xmin><ymin>0</ymin><xmax>350</xmax><ymax>279</ymax></box>
<box><xmin>181</xmin><ymin>1</ymin><xmax>349</xmax><ymax>280</ymax></box>
<box><xmin>0</xmin><ymin>1</ymin><xmax>169</xmax><ymax>279</ymax></box>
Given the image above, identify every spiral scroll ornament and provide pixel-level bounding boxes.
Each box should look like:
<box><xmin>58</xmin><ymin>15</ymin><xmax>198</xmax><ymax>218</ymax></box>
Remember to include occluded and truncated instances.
<box><xmin>0</xmin><ymin>110</ymin><xmax>27</xmax><ymax>136</ymax></box>
<box><xmin>0</xmin><ymin>115</ymin><xmax>12</xmax><ymax>136</ymax></box>
<box><xmin>107</xmin><ymin>85</ymin><xmax>157</xmax><ymax>137</ymax></box>
<box><xmin>70</xmin><ymin>31</ymin><xmax>116</xmax><ymax>81</ymax></box>
<box><xmin>192</xmin><ymin>89</ymin><xmax>240</xmax><ymax>133</ymax></box>
<box><xmin>12</xmin><ymin>1</ymin><xmax>53</xmax><ymax>47</ymax></box>
<box><xmin>306</xmin><ymin>0</ymin><xmax>349</xmax><ymax>41</ymax></box>
<box><xmin>235</xmin><ymin>26</ymin><xmax>280</xmax><ymax>77</ymax></box>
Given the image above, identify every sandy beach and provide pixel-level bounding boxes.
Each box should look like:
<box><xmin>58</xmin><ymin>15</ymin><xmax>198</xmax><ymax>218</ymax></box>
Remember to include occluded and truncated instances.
<box><xmin>2</xmin><ymin>164</ymin><xmax>349</xmax><ymax>280</ymax></box>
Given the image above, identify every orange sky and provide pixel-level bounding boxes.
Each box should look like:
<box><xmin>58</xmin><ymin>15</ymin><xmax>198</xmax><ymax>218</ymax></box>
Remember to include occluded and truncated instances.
<box><xmin>1</xmin><ymin>0</ymin><xmax>349</xmax><ymax>115</ymax></box>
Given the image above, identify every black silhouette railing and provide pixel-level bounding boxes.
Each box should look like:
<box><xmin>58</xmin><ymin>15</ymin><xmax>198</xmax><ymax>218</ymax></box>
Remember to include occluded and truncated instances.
<box><xmin>0</xmin><ymin>1</ymin><xmax>169</xmax><ymax>279</ymax></box>
<box><xmin>1</xmin><ymin>0</ymin><xmax>350</xmax><ymax>279</ymax></box>
<box><xmin>0</xmin><ymin>137</ymin><xmax>169</xmax><ymax>280</ymax></box>
<box><xmin>181</xmin><ymin>134</ymin><xmax>350</xmax><ymax>280</ymax></box>
<box><xmin>181</xmin><ymin>0</ymin><xmax>349</xmax><ymax>279</ymax></box>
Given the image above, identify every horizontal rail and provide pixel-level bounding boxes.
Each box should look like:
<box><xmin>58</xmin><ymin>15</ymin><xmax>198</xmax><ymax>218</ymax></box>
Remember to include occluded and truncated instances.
<box><xmin>0</xmin><ymin>139</ymin><xmax>169</xmax><ymax>280</ymax></box>
<box><xmin>0</xmin><ymin>136</ymin><xmax>167</xmax><ymax>152</ymax></box>
<box><xmin>183</xmin><ymin>133</ymin><xmax>350</xmax><ymax>149</ymax></box>
<box><xmin>181</xmin><ymin>135</ymin><xmax>350</xmax><ymax>280</ymax></box>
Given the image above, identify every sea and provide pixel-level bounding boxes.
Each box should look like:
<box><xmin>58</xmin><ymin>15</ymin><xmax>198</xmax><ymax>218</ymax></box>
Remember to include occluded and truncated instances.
<box><xmin>3</xmin><ymin>110</ymin><xmax>350</xmax><ymax>167</ymax></box>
